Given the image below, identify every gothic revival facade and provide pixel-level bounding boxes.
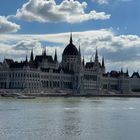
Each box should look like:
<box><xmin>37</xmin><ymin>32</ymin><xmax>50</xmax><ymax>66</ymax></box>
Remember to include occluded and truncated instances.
<box><xmin>0</xmin><ymin>34</ymin><xmax>139</xmax><ymax>94</ymax></box>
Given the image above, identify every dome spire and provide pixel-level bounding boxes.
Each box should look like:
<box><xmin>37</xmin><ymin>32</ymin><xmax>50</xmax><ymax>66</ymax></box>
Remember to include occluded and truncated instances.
<box><xmin>70</xmin><ymin>32</ymin><xmax>73</xmax><ymax>44</ymax></box>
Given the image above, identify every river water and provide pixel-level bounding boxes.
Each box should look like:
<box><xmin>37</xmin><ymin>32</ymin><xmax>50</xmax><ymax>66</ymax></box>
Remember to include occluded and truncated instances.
<box><xmin>0</xmin><ymin>97</ymin><xmax>140</xmax><ymax>140</ymax></box>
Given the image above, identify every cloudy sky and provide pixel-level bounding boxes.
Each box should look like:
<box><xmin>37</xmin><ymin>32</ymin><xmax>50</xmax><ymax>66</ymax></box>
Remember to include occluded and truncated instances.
<box><xmin>0</xmin><ymin>0</ymin><xmax>140</xmax><ymax>74</ymax></box>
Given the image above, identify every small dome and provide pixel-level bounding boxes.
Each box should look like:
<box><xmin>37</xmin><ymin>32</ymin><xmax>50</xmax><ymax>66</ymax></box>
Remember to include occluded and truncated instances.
<box><xmin>62</xmin><ymin>33</ymin><xmax>79</xmax><ymax>56</ymax></box>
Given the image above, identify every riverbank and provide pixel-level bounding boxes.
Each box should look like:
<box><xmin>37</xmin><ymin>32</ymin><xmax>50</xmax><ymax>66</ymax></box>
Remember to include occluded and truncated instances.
<box><xmin>23</xmin><ymin>93</ymin><xmax>140</xmax><ymax>98</ymax></box>
<box><xmin>1</xmin><ymin>92</ymin><xmax>140</xmax><ymax>98</ymax></box>
<box><xmin>1</xmin><ymin>89</ymin><xmax>140</xmax><ymax>98</ymax></box>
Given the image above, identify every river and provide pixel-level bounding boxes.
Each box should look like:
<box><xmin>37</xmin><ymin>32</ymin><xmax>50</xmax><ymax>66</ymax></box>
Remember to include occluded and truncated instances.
<box><xmin>0</xmin><ymin>97</ymin><xmax>140</xmax><ymax>140</ymax></box>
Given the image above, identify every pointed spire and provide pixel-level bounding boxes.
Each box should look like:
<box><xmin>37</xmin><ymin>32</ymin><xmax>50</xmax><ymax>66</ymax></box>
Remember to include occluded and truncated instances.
<box><xmin>44</xmin><ymin>47</ymin><xmax>46</xmax><ymax>56</ymax></box>
<box><xmin>42</xmin><ymin>48</ymin><xmax>44</xmax><ymax>55</ymax></box>
<box><xmin>25</xmin><ymin>55</ymin><xmax>28</xmax><ymax>63</ymax></box>
<box><xmin>82</xmin><ymin>56</ymin><xmax>85</xmax><ymax>66</ymax></box>
<box><xmin>102</xmin><ymin>56</ymin><xmax>105</xmax><ymax>67</ymax></box>
<box><xmin>90</xmin><ymin>56</ymin><xmax>92</xmax><ymax>62</ymax></box>
<box><xmin>126</xmin><ymin>69</ymin><xmax>129</xmax><ymax>77</ymax></box>
<box><xmin>42</xmin><ymin>47</ymin><xmax>46</xmax><ymax>57</ymax></box>
<box><xmin>95</xmin><ymin>47</ymin><xmax>98</xmax><ymax>63</ymax></box>
<box><xmin>121</xmin><ymin>68</ymin><xmax>123</xmax><ymax>75</ymax></box>
<box><xmin>70</xmin><ymin>32</ymin><xmax>73</xmax><ymax>44</ymax></box>
<box><xmin>54</xmin><ymin>49</ymin><xmax>58</xmax><ymax>63</ymax></box>
<box><xmin>30</xmin><ymin>48</ymin><xmax>34</xmax><ymax>62</ymax></box>
<box><xmin>79</xmin><ymin>45</ymin><xmax>81</xmax><ymax>56</ymax></box>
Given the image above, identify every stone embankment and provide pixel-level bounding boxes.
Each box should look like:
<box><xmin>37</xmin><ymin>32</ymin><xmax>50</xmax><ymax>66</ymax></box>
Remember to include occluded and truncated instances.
<box><xmin>0</xmin><ymin>89</ymin><xmax>140</xmax><ymax>98</ymax></box>
<box><xmin>0</xmin><ymin>90</ymin><xmax>35</xmax><ymax>99</ymax></box>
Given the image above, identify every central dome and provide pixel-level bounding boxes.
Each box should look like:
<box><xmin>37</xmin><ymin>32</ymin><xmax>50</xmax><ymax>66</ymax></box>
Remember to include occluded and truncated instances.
<box><xmin>62</xmin><ymin>34</ymin><xmax>79</xmax><ymax>56</ymax></box>
<box><xmin>63</xmin><ymin>43</ymin><xmax>79</xmax><ymax>56</ymax></box>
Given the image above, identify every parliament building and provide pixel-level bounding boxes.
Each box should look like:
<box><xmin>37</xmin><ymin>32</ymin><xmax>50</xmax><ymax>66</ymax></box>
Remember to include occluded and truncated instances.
<box><xmin>0</xmin><ymin>34</ymin><xmax>139</xmax><ymax>94</ymax></box>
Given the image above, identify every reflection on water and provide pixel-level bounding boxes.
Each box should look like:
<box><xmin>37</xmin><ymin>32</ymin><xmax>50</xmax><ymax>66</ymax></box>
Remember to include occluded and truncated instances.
<box><xmin>0</xmin><ymin>97</ymin><xmax>140</xmax><ymax>140</ymax></box>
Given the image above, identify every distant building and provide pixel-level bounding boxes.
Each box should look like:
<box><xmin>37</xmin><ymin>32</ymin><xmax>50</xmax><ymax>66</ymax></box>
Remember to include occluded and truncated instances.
<box><xmin>0</xmin><ymin>34</ymin><xmax>139</xmax><ymax>94</ymax></box>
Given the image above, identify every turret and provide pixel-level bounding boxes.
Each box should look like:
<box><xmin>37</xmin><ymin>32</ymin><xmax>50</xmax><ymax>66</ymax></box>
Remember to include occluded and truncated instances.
<box><xmin>42</xmin><ymin>48</ymin><xmax>46</xmax><ymax>57</ymax></box>
<box><xmin>79</xmin><ymin>45</ymin><xmax>81</xmax><ymax>56</ymax></box>
<box><xmin>102</xmin><ymin>56</ymin><xmax>105</xmax><ymax>68</ymax></box>
<box><xmin>95</xmin><ymin>48</ymin><xmax>99</xmax><ymax>64</ymax></box>
<box><xmin>24</xmin><ymin>55</ymin><xmax>28</xmax><ymax>67</ymax></box>
<box><xmin>54</xmin><ymin>49</ymin><xmax>58</xmax><ymax>63</ymax></box>
<box><xmin>121</xmin><ymin>68</ymin><xmax>123</xmax><ymax>75</ymax></box>
<box><xmin>25</xmin><ymin>55</ymin><xmax>28</xmax><ymax>63</ymax></box>
<box><xmin>126</xmin><ymin>69</ymin><xmax>129</xmax><ymax>77</ymax></box>
<box><xmin>30</xmin><ymin>48</ymin><xmax>34</xmax><ymax>62</ymax></box>
<box><xmin>101</xmin><ymin>56</ymin><xmax>105</xmax><ymax>73</ymax></box>
<box><xmin>82</xmin><ymin>56</ymin><xmax>85</xmax><ymax>66</ymax></box>
<box><xmin>90</xmin><ymin>56</ymin><xmax>92</xmax><ymax>62</ymax></box>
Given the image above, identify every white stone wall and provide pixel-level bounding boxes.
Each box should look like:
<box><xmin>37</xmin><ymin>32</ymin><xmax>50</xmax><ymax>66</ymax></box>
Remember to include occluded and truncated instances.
<box><xmin>40</xmin><ymin>70</ymin><xmax>73</xmax><ymax>92</ymax></box>
<box><xmin>0</xmin><ymin>68</ymin><xmax>41</xmax><ymax>93</ymax></box>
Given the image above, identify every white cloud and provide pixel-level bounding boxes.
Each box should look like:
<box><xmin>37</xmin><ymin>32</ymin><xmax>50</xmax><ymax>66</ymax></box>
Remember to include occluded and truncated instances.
<box><xmin>93</xmin><ymin>0</ymin><xmax>109</xmax><ymax>5</ymax></box>
<box><xmin>15</xmin><ymin>0</ymin><xmax>110</xmax><ymax>23</ymax></box>
<box><xmin>93</xmin><ymin>0</ymin><xmax>132</xmax><ymax>5</ymax></box>
<box><xmin>0</xmin><ymin>16</ymin><xmax>20</xmax><ymax>33</ymax></box>
<box><xmin>0</xmin><ymin>40</ymin><xmax>42</xmax><ymax>61</ymax></box>
<box><xmin>0</xmin><ymin>29</ymin><xmax>140</xmax><ymax>74</ymax></box>
<box><xmin>13</xmin><ymin>40</ymin><xmax>42</xmax><ymax>51</ymax></box>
